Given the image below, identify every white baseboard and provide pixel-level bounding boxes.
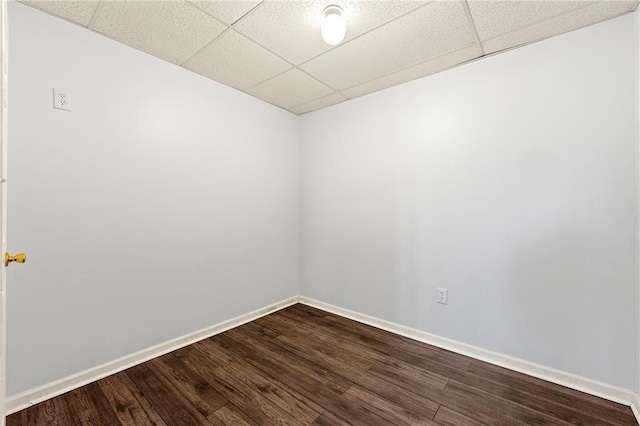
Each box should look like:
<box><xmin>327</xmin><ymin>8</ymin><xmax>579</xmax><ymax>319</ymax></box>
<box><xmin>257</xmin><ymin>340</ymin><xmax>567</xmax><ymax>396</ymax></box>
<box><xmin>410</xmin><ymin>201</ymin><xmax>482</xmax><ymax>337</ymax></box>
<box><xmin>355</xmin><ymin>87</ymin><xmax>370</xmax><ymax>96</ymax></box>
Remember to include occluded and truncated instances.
<box><xmin>631</xmin><ymin>395</ymin><xmax>640</xmax><ymax>424</ymax></box>
<box><xmin>299</xmin><ymin>296</ymin><xmax>638</xmax><ymax>410</ymax></box>
<box><xmin>5</xmin><ymin>296</ymin><xmax>298</xmax><ymax>415</ymax></box>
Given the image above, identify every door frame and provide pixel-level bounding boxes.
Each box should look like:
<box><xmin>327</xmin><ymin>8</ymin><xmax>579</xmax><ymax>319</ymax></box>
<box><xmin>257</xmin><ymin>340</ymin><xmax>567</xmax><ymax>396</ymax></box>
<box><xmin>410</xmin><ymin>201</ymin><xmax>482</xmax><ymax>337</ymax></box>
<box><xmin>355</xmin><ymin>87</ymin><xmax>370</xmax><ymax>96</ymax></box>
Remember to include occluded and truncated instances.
<box><xmin>1</xmin><ymin>0</ymin><xmax>8</xmax><ymax>423</ymax></box>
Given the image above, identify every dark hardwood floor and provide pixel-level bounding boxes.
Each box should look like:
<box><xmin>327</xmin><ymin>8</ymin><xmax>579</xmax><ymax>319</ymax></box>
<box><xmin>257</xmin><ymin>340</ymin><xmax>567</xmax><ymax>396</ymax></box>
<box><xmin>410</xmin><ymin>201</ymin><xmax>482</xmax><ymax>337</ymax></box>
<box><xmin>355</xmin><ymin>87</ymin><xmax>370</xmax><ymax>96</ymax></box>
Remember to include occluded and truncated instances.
<box><xmin>7</xmin><ymin>303</ymin><xmax>638</xmax><ymax>425</ymax></box>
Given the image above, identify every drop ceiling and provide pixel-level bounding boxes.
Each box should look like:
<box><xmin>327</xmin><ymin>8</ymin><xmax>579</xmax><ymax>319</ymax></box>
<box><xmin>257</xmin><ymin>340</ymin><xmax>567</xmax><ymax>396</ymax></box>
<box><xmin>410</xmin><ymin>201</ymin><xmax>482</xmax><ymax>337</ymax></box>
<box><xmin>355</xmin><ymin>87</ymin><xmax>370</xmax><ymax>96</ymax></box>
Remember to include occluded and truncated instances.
<box><xmin>19</xmin><ymin>0</ymin><xmax>640</xmax><ymax>114</ymax></box>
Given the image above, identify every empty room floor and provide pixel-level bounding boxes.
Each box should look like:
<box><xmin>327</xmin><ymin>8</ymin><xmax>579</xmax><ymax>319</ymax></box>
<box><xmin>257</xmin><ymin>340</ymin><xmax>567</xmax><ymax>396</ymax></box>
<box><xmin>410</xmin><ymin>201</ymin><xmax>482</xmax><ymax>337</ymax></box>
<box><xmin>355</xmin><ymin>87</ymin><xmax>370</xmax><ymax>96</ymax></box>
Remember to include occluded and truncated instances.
<box><xmin>6</xmin><ymin>304</ymin><xmax>638</xmax><ymax>425</ymax></box>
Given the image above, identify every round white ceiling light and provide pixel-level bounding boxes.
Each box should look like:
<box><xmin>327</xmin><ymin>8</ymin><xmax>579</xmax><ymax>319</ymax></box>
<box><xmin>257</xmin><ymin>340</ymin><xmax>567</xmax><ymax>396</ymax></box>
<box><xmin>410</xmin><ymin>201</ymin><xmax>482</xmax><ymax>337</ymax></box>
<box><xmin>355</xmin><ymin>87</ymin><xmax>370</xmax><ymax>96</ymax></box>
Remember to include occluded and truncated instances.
<box><xmin>321</xmin><ymin>5</ymin><xmax>346</xmax><ymax>46</ymax></box>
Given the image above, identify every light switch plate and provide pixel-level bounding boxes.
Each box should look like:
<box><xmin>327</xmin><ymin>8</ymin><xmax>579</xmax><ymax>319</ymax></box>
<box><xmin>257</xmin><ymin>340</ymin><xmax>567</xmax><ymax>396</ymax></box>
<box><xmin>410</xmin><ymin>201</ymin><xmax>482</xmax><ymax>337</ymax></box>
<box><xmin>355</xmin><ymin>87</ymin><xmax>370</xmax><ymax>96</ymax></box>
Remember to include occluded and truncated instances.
<box><xmin>437</xmin><ymin>288</ymin><xmax>448</xmax><ymax>304</ymax></box>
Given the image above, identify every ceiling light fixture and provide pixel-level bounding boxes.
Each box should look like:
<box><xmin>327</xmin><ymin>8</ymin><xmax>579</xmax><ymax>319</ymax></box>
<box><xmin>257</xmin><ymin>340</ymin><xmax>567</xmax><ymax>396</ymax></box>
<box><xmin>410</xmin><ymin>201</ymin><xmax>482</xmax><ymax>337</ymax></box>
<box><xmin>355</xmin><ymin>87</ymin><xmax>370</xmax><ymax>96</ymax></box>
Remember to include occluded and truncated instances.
<box><xmin>321</xmin><ymin>5</ymin><xmax>346</xmax><ymax>46</ymax></box>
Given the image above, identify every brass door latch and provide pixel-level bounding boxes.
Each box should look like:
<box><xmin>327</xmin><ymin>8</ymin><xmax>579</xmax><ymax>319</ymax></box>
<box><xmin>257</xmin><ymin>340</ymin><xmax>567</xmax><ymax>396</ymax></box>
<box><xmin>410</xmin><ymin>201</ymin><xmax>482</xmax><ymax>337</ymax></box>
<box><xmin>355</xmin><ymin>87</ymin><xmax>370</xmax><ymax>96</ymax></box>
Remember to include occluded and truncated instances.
<box><xmin>5</xmin><ymin>252</ymin><xmax>26</xmax><ymax>267</ymax></box>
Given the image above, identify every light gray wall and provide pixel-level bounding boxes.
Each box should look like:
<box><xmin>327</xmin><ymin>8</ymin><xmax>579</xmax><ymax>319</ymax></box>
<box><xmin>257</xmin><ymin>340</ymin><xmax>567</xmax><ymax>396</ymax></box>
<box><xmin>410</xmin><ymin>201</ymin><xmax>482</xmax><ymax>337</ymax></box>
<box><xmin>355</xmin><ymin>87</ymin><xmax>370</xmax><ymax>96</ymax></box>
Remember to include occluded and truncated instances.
<box><xmin>7</xmin><ymin>2</ymin><xmax>299</xmax><ymax>396</ymax></box>
<box><xmin>300</xmin><ymin>14</ymin><xmax>637</xmax><ymax>390</ymax></box>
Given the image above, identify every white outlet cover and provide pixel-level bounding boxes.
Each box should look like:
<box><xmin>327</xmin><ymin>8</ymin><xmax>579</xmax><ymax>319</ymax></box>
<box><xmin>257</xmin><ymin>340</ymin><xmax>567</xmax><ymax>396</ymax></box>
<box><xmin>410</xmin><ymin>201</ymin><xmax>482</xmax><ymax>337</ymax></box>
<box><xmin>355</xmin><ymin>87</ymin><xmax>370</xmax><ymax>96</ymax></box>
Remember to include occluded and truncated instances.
<box><xmin>53</xmin><ymin>88</ymin><xmax>71</xmax><ymax>111</ymax></box>
<box><xmin>437</xmin><ymin>288</ymin><xmax>448</xmax><ymax>305</ymax></box>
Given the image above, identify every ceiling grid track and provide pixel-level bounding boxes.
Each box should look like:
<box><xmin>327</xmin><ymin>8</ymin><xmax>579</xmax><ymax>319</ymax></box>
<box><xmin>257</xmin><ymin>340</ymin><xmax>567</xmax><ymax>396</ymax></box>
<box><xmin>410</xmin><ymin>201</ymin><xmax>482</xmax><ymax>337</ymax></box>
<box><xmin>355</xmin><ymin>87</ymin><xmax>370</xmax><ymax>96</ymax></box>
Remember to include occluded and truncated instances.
<box><xmin>86</xmin><ymin>1</ymin><xmax>103</xmax><ymax>30</ymax></box>
<box><xmin>462</xmin><ymin>0</ymin><xmax>484</xmax><ymax>57</ymax></box>
<box><xmin>477</xmin><ymin>0</ymin><xmax>606</xmax><ymax>49</ymax></box>
<box><xmin>337</xmin><ymin>43</ymin><xmax>478</xmax><ymax>97</ymax></box>
<box><xmin>228</xmin><ymin>0</ymin><xmax>265</xmax><ymax>26</ymax></box>
<box><xmin>178</xmin><ymin>26</ymin><xmax>232</xmax><ymax>67</ymax></box>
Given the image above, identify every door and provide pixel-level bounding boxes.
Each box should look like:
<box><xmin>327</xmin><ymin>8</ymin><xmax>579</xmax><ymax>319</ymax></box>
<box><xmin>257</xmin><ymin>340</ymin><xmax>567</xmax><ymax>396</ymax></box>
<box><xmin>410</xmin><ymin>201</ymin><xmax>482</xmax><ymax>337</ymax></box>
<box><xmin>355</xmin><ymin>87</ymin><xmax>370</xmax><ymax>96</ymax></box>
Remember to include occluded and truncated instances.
<box><xmin>0</xmin><ymin>0</ymin><xmax>7</xmax><ymax>423</ymax></box>
<box><xmin>0</xmin><ymin>0</ymin><xmax>7</xmax><ymax>426</ymax></box>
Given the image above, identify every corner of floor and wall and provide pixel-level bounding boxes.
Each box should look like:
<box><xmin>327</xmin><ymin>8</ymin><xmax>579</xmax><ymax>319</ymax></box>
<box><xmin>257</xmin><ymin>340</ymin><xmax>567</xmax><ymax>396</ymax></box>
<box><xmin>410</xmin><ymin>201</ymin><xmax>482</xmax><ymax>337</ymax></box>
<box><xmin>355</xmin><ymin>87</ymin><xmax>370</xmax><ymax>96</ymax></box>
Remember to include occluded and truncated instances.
<box><xmin>6</xmin><ymin>0</ymin><xmax>640</xmax><ymax>423</ymax></box>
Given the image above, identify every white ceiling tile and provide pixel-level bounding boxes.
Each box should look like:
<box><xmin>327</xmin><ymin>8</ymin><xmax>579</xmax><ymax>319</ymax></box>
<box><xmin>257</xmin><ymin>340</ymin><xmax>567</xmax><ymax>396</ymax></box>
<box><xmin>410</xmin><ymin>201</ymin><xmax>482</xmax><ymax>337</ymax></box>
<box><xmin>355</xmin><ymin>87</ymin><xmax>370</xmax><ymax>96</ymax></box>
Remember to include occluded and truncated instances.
<box><xmin>90</xmin><ymin>1</ymin><xmax>226</xmax><ymax>65</ymax></box>
<box><xmin>246</xmin><ymin>69</ymin><xmax>334</xmax><ymax>109</ymax></box>
<box><xmin>23</xmin><ymin>0</ymin><xmax>640</xmax><ymax>113</ymax></box>
<box><xmin>467</xmin><ymin>0</ymin><xmax>595</xmax><ymax>42</ymax></box>
<box><xmin>183</xmin><ymin>30</ymin><xmax>291</xmax><ymax>90</ymax></box>
<box><xmin>482</xmin><ymin>1</ymin><xmax>638</xmax><ymax>54</ymax></box>
<box><xmin>233</xmin><ymin>0</ymin><xmax>427</xmax><ymax>65</ymax></box>
<box><xmin>342</xmin><ymin>45</ymin><xmax>479</xmax><ymax>99</ymax></box>
<box><xmin>19</xmin><ymin>0</ymin><xmax>99</xmax><ymax>26</ymax></box>
<box><xmin>289</xmin><ymin>92</ymin><xmax>347</xmax><ymax>114</ymax></box>
<box><xmin>301</xmin><ymin>1</ymin><xmax>475</xmax><ymax>91</ymax></box>
<box><xmin>189</xmin><ymin>0</ymin><xmax>262</xmax><ymax>25</ymax></box>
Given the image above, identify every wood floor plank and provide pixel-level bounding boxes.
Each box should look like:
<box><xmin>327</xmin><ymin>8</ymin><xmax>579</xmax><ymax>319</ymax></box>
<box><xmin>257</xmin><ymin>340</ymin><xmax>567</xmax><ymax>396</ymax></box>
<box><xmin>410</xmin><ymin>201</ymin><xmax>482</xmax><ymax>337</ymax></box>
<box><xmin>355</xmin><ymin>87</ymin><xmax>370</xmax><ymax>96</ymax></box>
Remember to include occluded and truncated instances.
<box><xmin>6</xmin><ymin>392</ymin><xmax>75</xmax><ymax>426</ymax></box>
<box><xmin>262</xmin><ymin>311</ymin><xmax>389</xmax><ymax>365</ymax></box>
<box><xmin>372</xmin><ymin>357</ymin><xmax>449</xmax><ymax>389</ymax></box>
<box><xmin>232</xmin><ymin>320</ymin><xmax>441</xmax><ymax>419</ymax></box>
<box><xmin>195</xmin><ymin>338</ymin><xmax>323</xmax><ymax>424</ymax></box>
<box><xmin>348</xmin><ymin>367</ymin><xmax>441</xmax><ymax>419</ymax></box>
<box><xmin>310</xmin><ymin>411</ymin><xmax>352</xmax><ymax>426</ymax></box>
<box><xmin>219</xmin><ymin>332</ymin><xmax>394</xmax><ymax>426</ymax></box>
<box><xmin>98</xmin><ymin>371</ymin><xmax>167</xmax><ymax>426</ymax></box>
<box><xmin>151</xmin><ymin>353</ymin><xmax>228</xmax><ymax>417</ymax></box>
<box><xmin>274</xmin><ymin>332</ymin><xmax>376</xmax><ymax>377</ymax></box>
<box><xmin>467</xmin><ymin>360</ymin><xmax>638</xmax><ymax>425</ymax></box>
<box><xmin>243</xmin><ymin>353</ymin><xmax>393</xmax><ymax>426</ymax></box>
<box><xmin>5</xmin><ymin>410</ymin><xmax>25</xmax><ymax>426</ymax></box>
<box><xmin>442</xmin><ymin>379</ymin><xmax>576</xmax><ymax>426</ymax></box>
<box><xmin>388</xmin><ymin>347</ymin><xmax>471</xmax><ymax>381</ymax></box>
<box><xmin>249</xmin><ymin>317</ymin><xmax>379</xmax><ymax>382</ymax></box>
<box><xmin>288</xmin><ymin>305</ymin><xmax>395</xmax><ymax>354</ymax></box>
<box><xmin>246</xmin><ymin>322</ymin><xmax>442</xmax><ymax>418</ymax></box>
<box><xmin>343</xmin><ymin>384</ymin><xmax>438</xmax><ymax>425</ymax></box>
<box><xmin>368</xmin><ymin>359</ymin><xmax>448</xmax><ymax>404</ymax></box>
<box><xmin>126</xmin><ymin>362</ymin><xmax>213</xmax><ymax>425</ymax></box>
<box><xmin>286</xmin><ymin>305</ymin><xmax>394</xmax><ymax>354</ymax></box>
<box><xmin>224</xmin><ymin>323</ymin><xmax>354</xmax><ymax>393</ymax></box>
<box><xmin>7</xmin><ymin>304</ymin><xmax>638</xmax><ymax>426</ymax></box>
<box><xmin>65</xmin><ymin>382</ymin><xmax>121</xmax><ymax>426</ymax></box>
<box><xmin>218</xmin><ymin>330</ymin><xmax>348</xmax><ymax>400</ymax></box>
<box><xmin>207</xmin><ymin>404</ymin><xmax>255</xmax><ymax>426</ymax></box>
<box><xmin>443</xmin><ymin>365</ymin><xmax>631</xmax><ymax>426</ymax></box>
<box><xmin>433</xmin><ymin>406</ymin><xmax>486</xmax><ymax>426</ymax></box>
<box><xmin>176</xmin><ymin>344</ymin><xmax>307</xmax><ymax>425</ymax></box>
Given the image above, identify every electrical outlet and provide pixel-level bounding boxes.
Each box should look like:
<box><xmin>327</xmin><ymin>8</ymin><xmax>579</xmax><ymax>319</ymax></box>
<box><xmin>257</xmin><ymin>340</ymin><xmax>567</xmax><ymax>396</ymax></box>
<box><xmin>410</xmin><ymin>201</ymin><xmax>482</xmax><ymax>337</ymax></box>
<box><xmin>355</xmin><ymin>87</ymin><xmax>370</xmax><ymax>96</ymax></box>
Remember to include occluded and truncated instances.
<box><xmin>437</xmin><ymin>288</ymin><xmax>448</xmax><ymax>305</ymax></box>
<box><xmin>53</xmin><ymin>88</ymin><xmax>71</xmax><ymax>111</ymax></box>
